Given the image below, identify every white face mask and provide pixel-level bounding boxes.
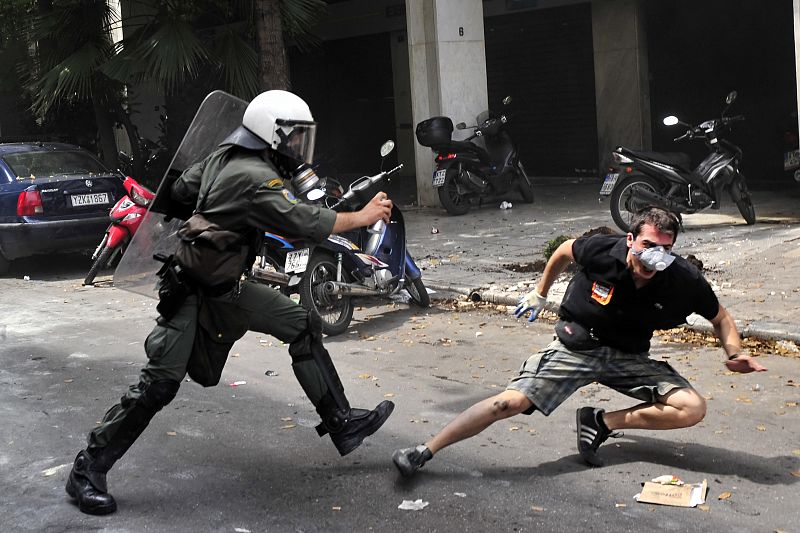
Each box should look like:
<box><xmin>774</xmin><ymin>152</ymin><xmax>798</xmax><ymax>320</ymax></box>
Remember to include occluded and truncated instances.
<box><xmin>633</xmin><ymin>245</ymin><xmax>675</xmax><ymax>272</ymax></box>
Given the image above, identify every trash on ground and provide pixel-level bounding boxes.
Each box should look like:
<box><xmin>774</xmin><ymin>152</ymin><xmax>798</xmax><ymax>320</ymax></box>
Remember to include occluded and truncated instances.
<box><xmin>264</xmin><ymin>370</ymin><xmax>279</xmax><ymax>377</ymax></box>
<box><xmin>635</xmin><ymin>478</ymin><xmax>707</xmax><ymax>507</ymax></box>
<box><xmin>454</xmin><ymin>492</ymin><xmax>466</xmax><ymax>498</ymax></box>
<box><xmin>234</xmin><ymin>528</ymin><xmax>251</xmax><ymax>533</ymax></box>
<box><xmin>398</xmin><ymin>499</ymin><xmax>429</xmax><ymax>511</ymax></box>
<box><xmin>431</xmin><ymin>226</ymin><xmax>440</xmax><ymax>234</ymax></box>
<box><xmin>230</xmin><ymin>380</ymin><xmax>246</xmax><ymax>387</ymax></box>
<box><xmin>42</xmin><ymin>464</ymin><xmax>70</xmax><ymax>477</ymax></box>
<box><xmin>499</xmin><ymin>201</ymin><xmax>513</xmax><ymax>209</ymax></box>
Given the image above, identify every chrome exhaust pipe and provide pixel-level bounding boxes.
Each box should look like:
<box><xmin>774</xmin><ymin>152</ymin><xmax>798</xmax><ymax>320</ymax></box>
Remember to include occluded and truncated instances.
<box><xmin>251</xmin><ymin>266</ymin><xmax>290</xmax><ymax>285</ymax></box>
<box><xmin>323</xmin><ymin>280</ymin><xmax>380</xmax><ymax>297</ymax></box>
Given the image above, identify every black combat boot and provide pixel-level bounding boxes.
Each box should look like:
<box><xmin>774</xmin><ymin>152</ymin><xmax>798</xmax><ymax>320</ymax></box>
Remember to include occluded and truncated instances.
<box><xmin>316</xmin><ymin>395</ymin><xmax>395</xmax><ymax>456</ymax></box>
<box><xmin>65</xmin><ymin>450</ymin><xmax>117</xmax><ymax>515</ymax></box>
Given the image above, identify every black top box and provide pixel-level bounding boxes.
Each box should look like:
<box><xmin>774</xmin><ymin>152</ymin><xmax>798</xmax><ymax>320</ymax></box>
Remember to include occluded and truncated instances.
<box><xmin>415</xmin><ymin>116</ymin><xmax>453</xmax><ymax>147</ymax></box>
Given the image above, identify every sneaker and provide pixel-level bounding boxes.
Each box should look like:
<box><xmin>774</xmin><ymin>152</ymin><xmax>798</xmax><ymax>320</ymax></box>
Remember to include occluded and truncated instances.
<box><xmin>576</xmin><ymin>407</ymin><xmax>612</xmax><ymax>467</ymax></box>
<box><xmin>392</xmin><ymin>444</ymin><xmax>433</xmax><ymax>478</ymax></box>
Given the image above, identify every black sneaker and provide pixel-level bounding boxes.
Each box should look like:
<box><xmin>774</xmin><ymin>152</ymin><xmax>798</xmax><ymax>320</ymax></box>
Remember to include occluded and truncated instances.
<box><xmin>576</xmin><ymin>407</ymin><xmax>612</xmax><ymax>467</ymax></box>
<box><xmin>392</xmin><ymin>445</ymin><xmax>433</xmax><ymax>478</ymax></box>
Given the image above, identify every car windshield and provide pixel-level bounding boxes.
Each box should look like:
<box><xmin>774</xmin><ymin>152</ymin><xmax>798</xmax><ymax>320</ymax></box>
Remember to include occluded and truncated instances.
<box><xmin>4</xmin><ymin>150</ymin><xmax>108</xmax><ymax>178</ymax></box>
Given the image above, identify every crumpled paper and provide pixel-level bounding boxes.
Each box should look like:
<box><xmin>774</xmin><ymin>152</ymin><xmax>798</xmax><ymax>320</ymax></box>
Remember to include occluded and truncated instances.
<box><xmin>398</xmin><ymin>499</ymin><xmax>429</xmax><ymax>511</ymax></box>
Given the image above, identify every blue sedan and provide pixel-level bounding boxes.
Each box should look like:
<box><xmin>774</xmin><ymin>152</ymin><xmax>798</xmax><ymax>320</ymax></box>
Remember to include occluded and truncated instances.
<box><xmin>0</xmin><ymin>142</ymin><xmax>126</xmax><ymax>275</ymax></box>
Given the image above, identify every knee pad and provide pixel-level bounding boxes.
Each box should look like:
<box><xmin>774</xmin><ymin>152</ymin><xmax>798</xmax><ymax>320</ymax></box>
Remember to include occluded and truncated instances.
<box><xmin>138</xmin><ymin>380</ymin><xmax>180</xmax><ymax>412</ymax></box>
<box><xmin>288</xmin><ymin>311</ymin><xmax>323</xmax><ymax>362</ymax></box>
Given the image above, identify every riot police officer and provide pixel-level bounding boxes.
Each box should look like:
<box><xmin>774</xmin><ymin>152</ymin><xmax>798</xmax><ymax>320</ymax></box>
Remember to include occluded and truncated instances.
<box><xmin>66</xmin><ymin>90</ymin><xmax>395</xmax><ymax>515</ymax></box>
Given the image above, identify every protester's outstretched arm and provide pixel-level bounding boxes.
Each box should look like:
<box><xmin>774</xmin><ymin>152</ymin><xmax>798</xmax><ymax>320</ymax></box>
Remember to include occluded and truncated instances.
<box><xmin>515</xmin><ymin>239</ymin><xmax>575</xmax><ymax>321</ymax></box>
<box><xmin>711</xmin><ymin>304</ymin><xmax>767</xmax><ymax>373</ymax></box>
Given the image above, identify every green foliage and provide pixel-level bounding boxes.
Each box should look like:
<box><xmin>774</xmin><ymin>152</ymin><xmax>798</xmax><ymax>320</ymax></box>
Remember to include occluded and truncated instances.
<box><xmin>543</xmin><ymin>235</ymin><xmax>571</xmax><ymax>261</ymax></box>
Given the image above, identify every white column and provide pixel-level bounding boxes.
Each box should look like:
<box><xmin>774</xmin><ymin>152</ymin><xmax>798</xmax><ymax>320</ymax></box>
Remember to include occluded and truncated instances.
<box><xmin>406</xmin><ymin>0</ymin><xmax>488</xmax><ymax>207</ymax></box>
<box><xmin>592</xmin><ymin>0</ymin><xmax>650</xmax><ymax>172</ymax></box>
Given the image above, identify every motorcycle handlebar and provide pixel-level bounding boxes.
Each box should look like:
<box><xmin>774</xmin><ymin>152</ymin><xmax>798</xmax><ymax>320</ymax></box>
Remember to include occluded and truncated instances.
<box><xmin>330</xmin><ymin>163</ymin><xmax>404</xmax><ymax>211</ymax></box>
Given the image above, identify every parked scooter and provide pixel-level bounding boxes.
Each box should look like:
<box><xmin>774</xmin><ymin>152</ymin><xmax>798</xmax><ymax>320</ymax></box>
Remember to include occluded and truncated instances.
<box><xmin>783</xmin><ymin>111</ymin><xmax>800</xmax><ymax>183</ymax></box>
<box><xmin>83</xmin><ymin>176</ymin><xmax>154</xmax><ymax>285</ymax></box>
<box><xmin>416</xmin><ymin>96</ymin><xmax>533</xmax><ymax>215</ymax></box>
<box><xmin>600</xmin><ymin>90</ymin><xmax>755</xmax><ymax>232</ymax></box>
<box><xmin>250</xmin><ymin>141</ymin><xmax>429</xmax><ymax>336</ymax></box>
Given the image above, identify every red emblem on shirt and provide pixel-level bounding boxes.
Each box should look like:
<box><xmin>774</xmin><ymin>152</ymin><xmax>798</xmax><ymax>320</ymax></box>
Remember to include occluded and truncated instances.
<box><xmin>591</xmin><ymin>282</ymin><xmax>614</xmax><ymax>305</ymax></box>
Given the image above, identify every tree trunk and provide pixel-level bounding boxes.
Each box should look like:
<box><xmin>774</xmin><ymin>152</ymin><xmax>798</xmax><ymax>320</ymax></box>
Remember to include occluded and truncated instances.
<box><xmin>254</xmin><ymin>0</ymin><xmax>290</xmax><ymax>91</ymax></box>
<box><xmin>90</xmin><ymin>85</ymin><xmax>120</xmax><ymax>170</ymax></box>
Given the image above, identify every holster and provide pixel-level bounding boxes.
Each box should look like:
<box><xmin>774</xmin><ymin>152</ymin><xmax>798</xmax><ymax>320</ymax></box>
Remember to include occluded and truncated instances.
<box><xmin>154</xmin><ymin>254</ymin><xmax>193</xmax><ymax>321</ymax></box>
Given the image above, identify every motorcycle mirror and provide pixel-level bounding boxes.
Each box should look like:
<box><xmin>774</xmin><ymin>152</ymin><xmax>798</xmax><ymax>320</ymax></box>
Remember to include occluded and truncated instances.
<box><xmin>455</xmin><ymin>122</ymin><xmax>467</xmax><ymax>130</ymax></box>
<box><xmin>502</xmin><ymin>96</ymin><xmax>513</xmax><ymax>105</ymax></box>
<box><xmin>307</xmin><ymin>188</ymin><xmax>325</xmax><ymax>201</ymax></box>
<box><xmin>725</xmin><ymin>90</ymin><xmax>738</xmax><ymax>105</ymax></box>
<box><xmin>663</xmin><ymin>116</ymin><xmax>680</xmax><ymax>126</ymax></box>
<box><xmin>380</xmin><ymin>140</ymin><xmax>395</xmax><ymax>158</ymax></box>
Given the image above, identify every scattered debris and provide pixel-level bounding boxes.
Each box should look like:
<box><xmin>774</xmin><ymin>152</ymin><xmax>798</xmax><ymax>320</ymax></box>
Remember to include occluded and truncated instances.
<box><xmin>431</xmin><ymin>226</ymin><xmax>440</xmax><ymax>234</ymax></box>
<box><xmin>454</xmin><ymin>492</ymin><xmax>467</xmax><ymax>498</ymax></box>
<box><xmin>398</xmin><ymin>499</ymin><xmax>429</xmax><ymax>511</ymax></box>
<box><xmin>42</xmin><ymin>464</ymin><xmax>70</xmax><ymax>477</ymax></box>
<box><xmin>230</xmin><ymin>381</ymin><xmax>246</xmax><ymax>387</ymax></box>
<box><xmin>499</xmin><ymin>201</ymin><xmax>513</xmax><ymax>210</ymax></box>
<box><xmin>635</xmin><ymin>478</ymin><xmax>707</xmax><ymax>507</ymax></box>
<box><xmin>264</xmin><ymin>370</ymin><xmax>279</xmax><ymax>377</ymax></box>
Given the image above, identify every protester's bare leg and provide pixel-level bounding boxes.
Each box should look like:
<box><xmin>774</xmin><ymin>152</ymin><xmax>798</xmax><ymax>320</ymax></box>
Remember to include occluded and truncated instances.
<box><xmin>426</xmin><ymin>390</ymin><xmax>533</xmax><ymax>454</ymax></box>
<box><xmin>602</xmin><ymin>388</ymin><xmax>706</xmax><ymax>431</ymax></box>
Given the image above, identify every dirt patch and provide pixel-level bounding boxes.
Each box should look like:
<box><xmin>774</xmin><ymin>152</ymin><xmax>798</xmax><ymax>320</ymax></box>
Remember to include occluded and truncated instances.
<box><xmin>502</xmin><ymin>260</ymin><xmax>546</xmax><ymax>273</ymax></box>
<box><xmin>657</xmin><ymin>327</ymin><xmax>800</xmax><ymax>359</ymax></box>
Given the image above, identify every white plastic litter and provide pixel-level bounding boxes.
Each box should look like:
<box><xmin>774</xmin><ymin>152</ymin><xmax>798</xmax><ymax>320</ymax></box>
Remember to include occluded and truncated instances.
<box><xmin>499</xmin><ymin>201</ymin><xmax>513</xmax><ymax>210</ymax></box>
<box><xmin>398</xmin><ymin>499</ymin><xmax>429</xmax><ymax>511</ymax></box>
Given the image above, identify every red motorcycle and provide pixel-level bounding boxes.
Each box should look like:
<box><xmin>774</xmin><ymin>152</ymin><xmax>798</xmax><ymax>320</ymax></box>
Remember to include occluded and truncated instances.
<box><xmin>83</xmin><ymin>176</ymin><xmax>154</xmax><ymax>285</ymax></box>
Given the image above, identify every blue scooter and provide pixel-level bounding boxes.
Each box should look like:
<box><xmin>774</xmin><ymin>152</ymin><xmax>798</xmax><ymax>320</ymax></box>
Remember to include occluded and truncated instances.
<box><xmin>251</xmin><ymin>141</ymin><xmax>429</xmax><ymax>336</ymax></box>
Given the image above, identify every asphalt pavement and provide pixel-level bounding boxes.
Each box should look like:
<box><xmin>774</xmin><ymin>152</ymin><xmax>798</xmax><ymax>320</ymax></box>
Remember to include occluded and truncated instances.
<box><xmin>0</xmin><ymin>180</ymin><xmax>798</xmax><ymax>532</ymax></box>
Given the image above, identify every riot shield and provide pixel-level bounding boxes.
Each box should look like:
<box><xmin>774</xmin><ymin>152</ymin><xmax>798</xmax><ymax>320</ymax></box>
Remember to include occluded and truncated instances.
<box><xmin>114</xmin><ymin>91</ymin><xmax>248</xmax><ymax>298</ymax></box>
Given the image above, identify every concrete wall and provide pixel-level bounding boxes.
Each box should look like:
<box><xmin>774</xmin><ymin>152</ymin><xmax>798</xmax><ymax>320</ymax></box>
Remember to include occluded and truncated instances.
<box><xmin>592</xmin><ymin>0</ymin><xmax>650</xmax><ymax>172</ymax></box>
<box><xmin>407</xmin><ymin>0</ymin><xmax>488</xmax><ymax>206</ymax></box>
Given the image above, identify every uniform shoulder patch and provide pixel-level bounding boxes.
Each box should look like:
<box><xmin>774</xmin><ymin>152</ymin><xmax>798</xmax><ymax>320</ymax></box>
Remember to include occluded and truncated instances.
<box><xmin>282</xmin><ymin>189</ymin><xmax>299</xmax><ymax>205</ymax></box>
<box><xmin>266</xmin><ymin>178</ymin><xmax>284</xmax><ymax>189</ymax></box>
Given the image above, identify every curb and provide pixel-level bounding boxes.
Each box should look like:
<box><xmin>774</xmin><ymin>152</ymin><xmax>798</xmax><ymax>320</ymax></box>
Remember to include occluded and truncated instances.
<box><xmin>427</xmin><ymin>282</ymin><xmax>800</xmax><ymax>345</ymax></box>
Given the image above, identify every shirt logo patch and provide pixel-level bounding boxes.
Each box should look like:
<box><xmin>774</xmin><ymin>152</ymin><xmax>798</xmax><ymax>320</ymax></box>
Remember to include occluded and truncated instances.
<box><xmin>590</xmin><ymin>281</ymin><xmax>614</xmax><ymax>305</ymax></box>
<box><xmin>282</xmin><ymin>189</ymin><xmax>299</xmax><ymax>205</ymax></box>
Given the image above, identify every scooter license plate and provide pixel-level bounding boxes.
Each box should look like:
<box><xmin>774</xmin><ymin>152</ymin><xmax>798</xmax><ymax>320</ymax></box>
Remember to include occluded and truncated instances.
<box><xmin>784</xmin><ymin>149</ymin><xmax>800</xmax><ymax>171</ymax></box>
<box><xmin>284</xmin><ymin>248</ymin><xmax>310</xmax><ymax>274</ymax></box>
<box><xmin>599</xmin><ymin>172</ymin><xmax>619</xmax><ymax>196</ymax></box>
<box><xmin>432</xmin><ymin>169</ymin><xmax>446</xmax><ymax>187</ymax></box>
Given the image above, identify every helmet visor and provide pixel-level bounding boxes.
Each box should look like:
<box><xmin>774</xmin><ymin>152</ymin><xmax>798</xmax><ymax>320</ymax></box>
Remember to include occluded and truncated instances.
<box><xmin>275</xmin><ymin>118</ymin><xmax>317</xmax><ymax>164</ymax></box>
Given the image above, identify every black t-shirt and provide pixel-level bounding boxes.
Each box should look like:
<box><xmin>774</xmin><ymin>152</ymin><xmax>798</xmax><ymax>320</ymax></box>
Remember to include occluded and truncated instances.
<box><xmin>558</xmin><ymin>234</ymin><xmax>719</xmax><ymax>353</ymax></box>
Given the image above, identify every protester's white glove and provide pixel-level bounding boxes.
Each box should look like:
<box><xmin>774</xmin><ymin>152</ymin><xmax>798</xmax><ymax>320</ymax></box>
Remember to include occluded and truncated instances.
<box><xmin>514</xmin><ymin>289</ymin><xmax>547</xmax><ymax>322</ymax></box>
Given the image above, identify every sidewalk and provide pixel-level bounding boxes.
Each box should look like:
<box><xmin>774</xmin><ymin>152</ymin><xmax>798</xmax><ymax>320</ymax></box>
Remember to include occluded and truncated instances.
<box><xmin>400</xmin><ymin>180</ymin><xmax>800</xmax><ymax>344</ymax></box>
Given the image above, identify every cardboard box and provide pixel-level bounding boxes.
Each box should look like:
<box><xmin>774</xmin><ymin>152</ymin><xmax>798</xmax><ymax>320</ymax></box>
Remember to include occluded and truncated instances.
<box><xmin>636</xmin><ymin>479</ymin><xmax>708</xmax><ymax>507</ymax></box>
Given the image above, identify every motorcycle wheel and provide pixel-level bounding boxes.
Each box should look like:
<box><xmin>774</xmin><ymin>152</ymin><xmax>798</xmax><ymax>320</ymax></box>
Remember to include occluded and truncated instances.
<box><xmin>83</xmin><ymin>245</ymin><xmax>114</xmax><ymax>286</ymax></box>
<box><xmin>729</xmin><ymin>176</ymin><xmax>756</xmax><ymax>225</ymax></box>
<box><xmin>609</xmin><ymin>175</ymin><xmax>662</xmax><ymax>232</ymax></box>
<box><xmin>299</xmin><ymin>252</ymin><xmax>354</xmax><ymax>336</ymax></box>
<box><xmin>516</xmin><ymin>164</ymin><xmax>534</xmax><ymax>203</ymax></box>
<box><xmin>405</xmin><ymin>276</ymin><xmax>430</xmax><ymax>307</ymax></box>
<box><xmin>437</xmin><ymin>169</ymin><xmax>470</xmax><ymax>216</ymax></box>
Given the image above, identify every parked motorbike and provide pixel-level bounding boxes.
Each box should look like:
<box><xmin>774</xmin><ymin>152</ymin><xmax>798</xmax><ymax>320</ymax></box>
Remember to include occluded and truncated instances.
<box><xmin>250</xmin><ymin>141</ymin><xmax>430</xmax><ymax>336</ymax></box>
<box><xmin>600</xmin><ymin>90</ymin><xmax>755</xmax><ymax>232</ymax></box>
<box><xmin>415</xmin><ymin>96</ymin><xmax>533</xmax><ymax>215</ymax></box>
<box><xmin>84</xmin><ymin>176</ymin><xmax>155</xmax><ymax>285</ymax></box>
<box><xmin>783</xmin><ymin>111</ymin><xmax>800</xmax><ymax>183</ymax></box>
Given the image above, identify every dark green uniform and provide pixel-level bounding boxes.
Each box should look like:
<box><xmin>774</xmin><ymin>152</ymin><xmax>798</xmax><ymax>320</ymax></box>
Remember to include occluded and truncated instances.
<box><xmin>87</xmin><ymin>145</ymin><xmax>339</xmax><ymax>453</ymax></box>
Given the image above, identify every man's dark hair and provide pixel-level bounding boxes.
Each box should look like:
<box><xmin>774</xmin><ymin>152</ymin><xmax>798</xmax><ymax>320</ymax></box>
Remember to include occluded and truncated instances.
<box><xmin>629</xmin><ymin>206</ymin><xmax>680</xmax><ymax>242</ymax></box>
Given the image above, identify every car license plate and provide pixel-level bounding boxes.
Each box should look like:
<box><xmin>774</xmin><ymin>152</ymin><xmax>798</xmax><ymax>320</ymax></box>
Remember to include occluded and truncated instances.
<box><xmin>432</xmin><ymin>169</ymin><xmax>446</xmax><ymax>187</ymax></box>
<box><xmin>599</xmin><ymin>172</ymin><xmax>619</xmax><ymax>196</ymax></box>
<box><xmin>70</xmin><ymin>192</ymin><xmax>110</xmax><ymax>207</ymax></box>
<box><xmin>284</xmin><ymin>248</ymin><xmax>310</xmax><ymax>273</ymax></box>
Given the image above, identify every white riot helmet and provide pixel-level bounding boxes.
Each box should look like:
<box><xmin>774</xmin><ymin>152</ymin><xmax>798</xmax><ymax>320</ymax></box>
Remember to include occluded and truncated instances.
<box><xmin>221</xmin><ymin>90</ymin><xmax>317</xmax><ymax>164</ymax></box>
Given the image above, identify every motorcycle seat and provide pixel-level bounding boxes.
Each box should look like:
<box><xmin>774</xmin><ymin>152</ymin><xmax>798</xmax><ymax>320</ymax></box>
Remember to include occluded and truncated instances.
<box><xmin>619</xmin><ymin>147</ymin><xmax>692</xmax><ymax>173</ymax></box>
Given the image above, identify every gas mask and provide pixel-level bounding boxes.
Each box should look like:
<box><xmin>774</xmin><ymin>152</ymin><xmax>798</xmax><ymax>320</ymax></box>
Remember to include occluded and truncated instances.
<box><xmin>633</xmin><ymin>245</ymin><xmax>675</xmax><ymax>272</ymax></box>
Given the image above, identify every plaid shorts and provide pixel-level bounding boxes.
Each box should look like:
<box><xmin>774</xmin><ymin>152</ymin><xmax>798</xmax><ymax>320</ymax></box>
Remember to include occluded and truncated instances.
<box><xmin>506</xmin><ymin>339</ymin><xmax>693</xmax><ymax>416</ymax></box>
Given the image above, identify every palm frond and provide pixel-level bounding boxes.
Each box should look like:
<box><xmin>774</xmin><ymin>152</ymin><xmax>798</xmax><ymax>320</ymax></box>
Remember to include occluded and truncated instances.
<box><xmin>30</xmin><ymin>41</ymin><xmax>108</xmax><ymax>116</ymax></box>
<box><xmin>281</xmin><ymin>0</ymin><xmax>326</xmax><ymax>50</ymax></box>
<box><xmin>212</xmin><ymin>27</ymin><xmax>260</xmax><ymax>99</ymax></box>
